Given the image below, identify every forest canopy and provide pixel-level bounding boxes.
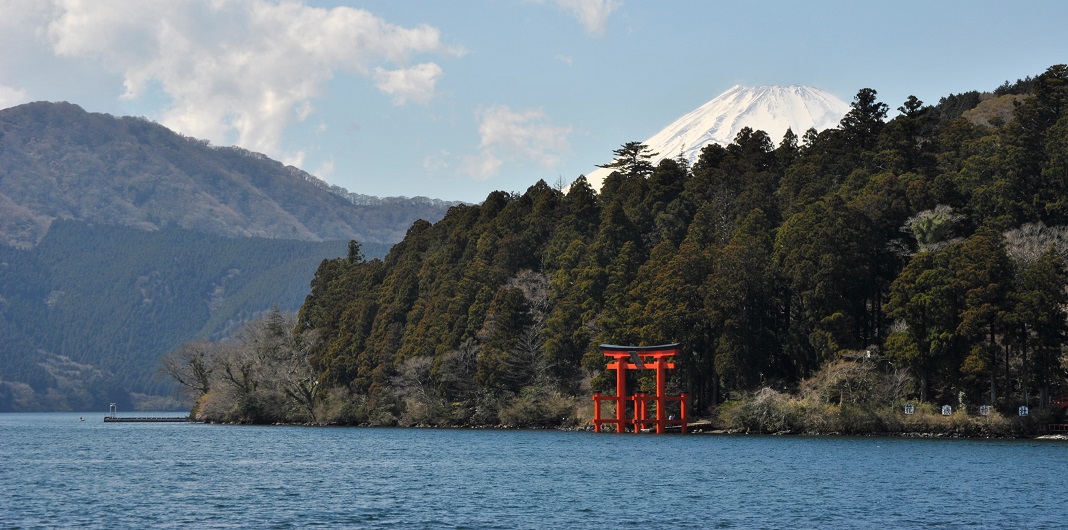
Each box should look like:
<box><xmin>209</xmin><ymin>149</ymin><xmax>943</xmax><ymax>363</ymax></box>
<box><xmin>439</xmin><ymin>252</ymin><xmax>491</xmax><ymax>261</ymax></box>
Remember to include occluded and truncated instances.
<box><xmin>172</xmin><ymin>65</ymin><xmax>1068</xmax><ymax>429</ymax></box>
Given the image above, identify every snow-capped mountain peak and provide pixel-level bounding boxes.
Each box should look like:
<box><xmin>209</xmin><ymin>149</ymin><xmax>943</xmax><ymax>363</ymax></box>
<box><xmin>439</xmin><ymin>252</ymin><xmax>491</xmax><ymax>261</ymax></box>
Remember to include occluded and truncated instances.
<box><xmin>585</xmin><ymin>85</ymin><xmax>850</xmax><ymax>189</ymax></box>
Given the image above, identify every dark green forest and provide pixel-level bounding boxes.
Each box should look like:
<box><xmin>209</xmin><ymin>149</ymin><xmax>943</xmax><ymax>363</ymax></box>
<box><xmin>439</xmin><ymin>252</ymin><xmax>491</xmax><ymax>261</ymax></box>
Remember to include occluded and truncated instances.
<box><xmin>0</xmin><ymin>220</ymin><xmax>390</xmax><ymax>411</ymax></box>
<box><xmin>175</xmin><ymin>66</ymin><xmax>1068</xmax><ymax>432</ymax></box>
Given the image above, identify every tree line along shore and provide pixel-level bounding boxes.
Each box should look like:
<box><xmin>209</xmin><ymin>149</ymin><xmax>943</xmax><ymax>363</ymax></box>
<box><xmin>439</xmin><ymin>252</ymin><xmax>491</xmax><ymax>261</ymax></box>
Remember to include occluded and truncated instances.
<box><xmin>165</xmin><ymin>66</ymin><xmax>1068</xmax><ymax>436</ymax></box>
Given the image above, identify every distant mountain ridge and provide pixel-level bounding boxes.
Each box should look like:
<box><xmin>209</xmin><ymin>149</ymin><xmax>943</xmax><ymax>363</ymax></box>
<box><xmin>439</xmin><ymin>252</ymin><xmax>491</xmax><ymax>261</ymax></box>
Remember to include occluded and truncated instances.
<box><xmin>586</xmin><ymin>85</ymin><xmax>850</xmax><ymax>188</ymax></box>
<box><xmin>0</xmin><ymin>101</ymin><xmax>460</xmax><ymax>412</ymax></box>
<box><xmin>0</xmin><ymin>101</ymin><xmax>460</xmax><ymax>249</ymax></box>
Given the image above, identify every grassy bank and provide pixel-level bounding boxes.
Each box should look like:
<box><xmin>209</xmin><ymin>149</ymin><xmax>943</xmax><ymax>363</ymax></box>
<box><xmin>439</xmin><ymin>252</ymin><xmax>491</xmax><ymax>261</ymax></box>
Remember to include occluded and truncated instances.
<box><xmin>714</xmin><ymin>388</ymin><xmax>1055</xmax><ymax>438</ymax></box>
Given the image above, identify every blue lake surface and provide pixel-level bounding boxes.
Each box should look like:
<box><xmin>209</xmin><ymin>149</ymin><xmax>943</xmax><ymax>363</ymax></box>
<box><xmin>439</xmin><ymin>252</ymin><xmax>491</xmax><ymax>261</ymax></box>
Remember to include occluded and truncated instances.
<box><xmin>1</xmin><ymin>412</ymin><xmax>1065</xmax><ymax>529</ymax></box>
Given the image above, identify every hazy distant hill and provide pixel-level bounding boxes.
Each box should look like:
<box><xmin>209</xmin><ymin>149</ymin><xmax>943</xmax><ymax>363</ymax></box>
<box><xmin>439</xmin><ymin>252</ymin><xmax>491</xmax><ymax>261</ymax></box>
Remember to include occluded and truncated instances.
<box><xmin>0</xmin><ymin>101</ymin><xmax>459</xmax><ymax>411</ymax></box>
<box><xmin>0</xmin><ymin>101</ymin><xmax>459</xmax><ymax>249</ymax></box>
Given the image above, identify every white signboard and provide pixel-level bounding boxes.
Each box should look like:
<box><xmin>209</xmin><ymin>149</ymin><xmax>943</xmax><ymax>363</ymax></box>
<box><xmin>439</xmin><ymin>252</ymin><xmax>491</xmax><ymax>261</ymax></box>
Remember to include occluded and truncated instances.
<box><xmin>904</xmin><ymin>403</ymin><xmax>915</xmax><ymax>415</ymax></box>
<box><xmin>1019</xmin><ymin>406</ymin><xmax>1029</xmax><ymax>417</ymax></box>
<box><xmin>941</xmin><ymin>405</ymin><xmax>953</xmax><ymax>416</ymax></box>
<box><xmin>979</xmin><ymin>405</ymin><xmax>992</xmax><ymax>416</ymax></box>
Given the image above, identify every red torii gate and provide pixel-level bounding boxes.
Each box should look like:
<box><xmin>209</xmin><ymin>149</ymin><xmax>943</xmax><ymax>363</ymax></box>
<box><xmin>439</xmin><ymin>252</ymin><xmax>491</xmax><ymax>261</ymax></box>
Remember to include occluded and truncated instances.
<box><xmin>592</xmin><ymin>343</ymin><xmax>688</xmax><ymax>434</ymax></box>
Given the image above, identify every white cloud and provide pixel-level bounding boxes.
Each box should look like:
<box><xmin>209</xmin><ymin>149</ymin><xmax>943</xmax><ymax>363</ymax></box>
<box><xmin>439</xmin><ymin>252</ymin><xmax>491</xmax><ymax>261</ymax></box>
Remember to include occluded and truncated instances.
<box><xmin>0</xmin><ymin>85</ymin><xmax>30</xmax><ymax>109</ymax></box>
<box><xmin>28</xmin><ymin>0</ymin><xmax>451</xmax><ymax>162</ymax></box>
<box><xmin>373</xmin><ymin>63</ymin><xmax>443</xmax><ymax>105</ymax></box>
<box><xmin>314</xmin><ymin>158</ymin><xmax>335</xmax><ymax>180</ymax></box>
<box><xmin>422</xmin><ymin>151</ymin><xmax>451</xmax><ymax>173</ymax></box>
<box><xmin>539</xmin><ymin>0</ymin><xmax>620</xmax><ymax>36</ymax></box>
<box><xmin>478</xmin><ymin>106</ymin><xmax>571</xmax><ymax>163</ymax></box>
<box><xmin>461</xmin><ymin>153</ymin><xmax>503</xmax><ymax>181</ymax></box>
<box><xmin>0</xmin><ymin>2</ymin><xmax>69</xmax><ymax>106</ymax></box>
<box><xmin>462</xmin><ymin>105</ymin><xmax>570</xmax><ymax>180</ymax></box>
<box><xmin>282</xmin><ymin>150</ymin><xmax>306</xmax><ymax>169</ymax></box>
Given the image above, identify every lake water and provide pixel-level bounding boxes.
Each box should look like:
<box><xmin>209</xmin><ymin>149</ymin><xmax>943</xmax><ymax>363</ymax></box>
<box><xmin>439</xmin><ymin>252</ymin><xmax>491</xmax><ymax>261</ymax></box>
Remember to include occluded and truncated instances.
<box><xmin>1</xmin><ymin>413</ymin><xmax>1065</xmax><ymax>529</ymax></box>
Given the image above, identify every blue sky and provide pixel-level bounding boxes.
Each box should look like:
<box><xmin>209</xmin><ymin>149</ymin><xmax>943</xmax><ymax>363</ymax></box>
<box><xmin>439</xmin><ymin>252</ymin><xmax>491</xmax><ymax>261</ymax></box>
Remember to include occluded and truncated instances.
<box><xmin>1</xmin><ymin>1</ymin><xmax>1066</xmax><ymax>203</ymax></box>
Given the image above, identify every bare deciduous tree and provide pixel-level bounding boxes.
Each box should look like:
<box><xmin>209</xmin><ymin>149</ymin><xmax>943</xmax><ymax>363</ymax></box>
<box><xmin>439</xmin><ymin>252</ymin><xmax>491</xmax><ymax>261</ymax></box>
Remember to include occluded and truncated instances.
<box><xmin>162</xmin><ymin>310</ymin><xmax>326</xmax><ymax>423</ymax></box>
<box><xmin>159</xmin><ymin>340</ymin><xmax>213</xmax><ymax>400</ymax></box>
<box><xmin>1003</xmin><ymin>222</ymin><xmax>1068</xmax><ymax>264</ymax></box>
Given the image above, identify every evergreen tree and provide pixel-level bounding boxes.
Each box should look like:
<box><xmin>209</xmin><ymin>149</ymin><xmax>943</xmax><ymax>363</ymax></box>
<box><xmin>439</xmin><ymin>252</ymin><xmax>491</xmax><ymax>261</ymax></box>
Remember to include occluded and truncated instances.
<box><xmin>707</xmin><ymin>209</ymin><xmax>780</xmax><ymax>392</ymax></box>
<box><xmin>841</xmin><ymin>88</ymin><xmax>889</xmax><ymax>152</ymax></box>
<box><xmin>953</xmin><ymin>228</ymin><xmax>1014</xmax><ymax>403</ymax></box>
<box><xmin>597</xmin><ymin>141</ymin><xmax>659</xmax><ymax>178</ymax></box>
<box><xmin>885</xmin><ymin>248</ymin><xmax>963</xmax><ymax>402</ymax></box>
<box><xmin>1008</xmin><ymin>249</ymin><xmax>1068</xmax><ymax>406</ymax></box>
<box><xmin>774</xmin><ymin>197</ymin><xmax>877</xmax><ymax>375</ymax></box>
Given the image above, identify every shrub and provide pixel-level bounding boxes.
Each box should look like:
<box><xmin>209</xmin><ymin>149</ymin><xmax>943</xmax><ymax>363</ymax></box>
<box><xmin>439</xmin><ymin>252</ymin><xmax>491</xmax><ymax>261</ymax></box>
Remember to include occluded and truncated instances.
<box><xmin>315</xmin><ymin>386</ymin><xmax>368</xmax><ymax>425</ymax></box>
<box><xmin>718</xmin><ymin>388</ymin><xmax>801</xmax><ymax>433</ymax></box>
<box><xmin>497</xmin><ymin>385</ymin><xmax>577</xmax><ymax>428</ymax></box>
<box><xmin>194</xmin><ymin>389</ymin><xmax>225</xmax><ymax>422</ymax></box>
<box><xmin>398</xmin><ymin>395</ymin><xmax>449</xmax><ymax>427</ymax></box>
<box><xmin>835</xmin><ymin>404</ymin><xmax>888</xmax><ymax>434</ymax></box>
<box><xmin>800</xmin><ymin>353</ymin><xmax>910</xmax><ymax>407</ymax></box>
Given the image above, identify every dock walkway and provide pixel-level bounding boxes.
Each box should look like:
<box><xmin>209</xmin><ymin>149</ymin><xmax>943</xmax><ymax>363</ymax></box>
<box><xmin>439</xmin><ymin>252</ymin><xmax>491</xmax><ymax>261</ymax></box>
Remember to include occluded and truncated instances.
<box><xmin>103</xmin><ymin>416</ymin><xmax>190</xmax><ymax>423</ymax></box>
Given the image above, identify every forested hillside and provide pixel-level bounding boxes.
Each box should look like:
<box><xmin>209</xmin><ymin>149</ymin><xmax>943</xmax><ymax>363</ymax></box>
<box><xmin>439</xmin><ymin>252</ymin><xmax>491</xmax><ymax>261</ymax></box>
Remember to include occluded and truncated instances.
<box><xmin>174</xmin><ymin>66</ymin><xmax>1068</xmax><ymax>429</ymax></box>
<box><xmin>0</xmin><ymin>101</ymin><xmax>458</xmax><ymax>412</ymax></box>
<box><xmin>0</xmin><ymin>220</ymin><xmax>390</xmax><ymax>412</ymax></box>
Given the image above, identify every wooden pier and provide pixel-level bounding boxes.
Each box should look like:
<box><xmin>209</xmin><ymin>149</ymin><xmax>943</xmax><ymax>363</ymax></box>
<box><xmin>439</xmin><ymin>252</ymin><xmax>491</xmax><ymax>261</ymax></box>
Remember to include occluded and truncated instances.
<box><xmin>103</xmin><ymin>403</ymin><xmax>189</xmax><ymax>422</ymax></box>
<box><xmin>103</xmin><ymin>416</ymin><xmax>190</xmax><ymax>423</ymax></box>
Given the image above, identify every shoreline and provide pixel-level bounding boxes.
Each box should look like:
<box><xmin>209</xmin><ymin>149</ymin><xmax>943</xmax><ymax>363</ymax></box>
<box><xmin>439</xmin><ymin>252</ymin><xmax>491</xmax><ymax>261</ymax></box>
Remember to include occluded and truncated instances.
<box><xmin>187</xmin><ymin>417</ymin><xmax>1068</xmax><ymax>440</ymax></box>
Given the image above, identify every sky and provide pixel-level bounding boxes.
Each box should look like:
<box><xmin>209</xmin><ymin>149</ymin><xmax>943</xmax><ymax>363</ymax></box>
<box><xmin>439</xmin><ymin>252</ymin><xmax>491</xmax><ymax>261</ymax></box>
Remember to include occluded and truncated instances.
<box><xmin>1</xmin><ymin>1</ymin><xmax>1066</xmax><ymax>203</ymax></box>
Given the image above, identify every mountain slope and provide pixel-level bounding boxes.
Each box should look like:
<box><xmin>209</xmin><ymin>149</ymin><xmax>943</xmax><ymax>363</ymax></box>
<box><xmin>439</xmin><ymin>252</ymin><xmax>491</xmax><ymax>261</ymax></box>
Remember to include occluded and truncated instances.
<box><xmin>0</xmin><ymin>101</ymin><xmax>458</xmax><ymax>249</ymax></box>
<box><xmin>586</xmin><ymin>85</ymin><xmax>849</xmax><ymax>188</ymax></box>
<box><xmin>0</xmin><ymin>220</ymin><xmax>380</xmax><ymax>412</ymax></box>
<box><xmin>0</xmin><ymin>101</ymin><xmax>459</xmax><ymax>411</ymax></box>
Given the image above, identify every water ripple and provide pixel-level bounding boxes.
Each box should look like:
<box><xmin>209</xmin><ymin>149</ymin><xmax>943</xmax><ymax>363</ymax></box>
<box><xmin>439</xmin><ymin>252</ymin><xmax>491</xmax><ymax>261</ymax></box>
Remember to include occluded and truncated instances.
<box><xmin>1</xmin><ymin>415</ymin><xmax>1066</xmax><ymax>529</ymax></box>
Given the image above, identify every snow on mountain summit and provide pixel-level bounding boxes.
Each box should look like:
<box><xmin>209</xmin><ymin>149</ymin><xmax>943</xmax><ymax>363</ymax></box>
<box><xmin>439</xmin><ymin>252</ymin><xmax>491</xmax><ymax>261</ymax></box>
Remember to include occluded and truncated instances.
<box><xmin>585</xmin><ymin>85</ymin><xmax>850</xmax><ymax>189</ymax></box>
<box><xmin>648</xmin><ymin>85</ymin><xmax>849</xmax><ymax>162</ymax></box>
